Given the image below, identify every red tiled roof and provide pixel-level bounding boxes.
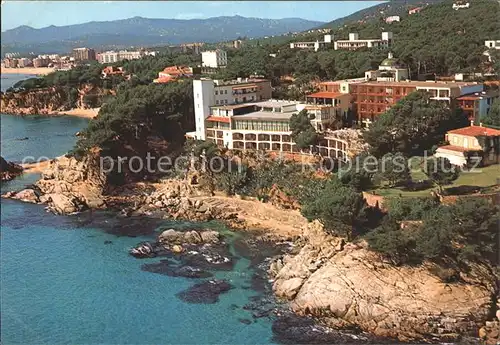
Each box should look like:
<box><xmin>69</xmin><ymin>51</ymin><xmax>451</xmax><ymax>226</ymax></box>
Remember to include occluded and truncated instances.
<box><xmin>154</xmin><ymin>76</ymin><xmax>176</xmax><ymax>83</ymax></box>
<box><xmin>457</xmin><ymin>96</ymin><xmax>480</xmax><ymax>101</ymax></box>
<box><xmin>206</xmin><ymin>116</ymin><xmax>231</xmax><ymax>123</ymax></box>
<box><xmin>436</xmin><ymin>145</ymin><xmax>470</xmax><ymax>153</ymax></box>
<box><xmin>306</xmin><ymin>91</ymin><xmax>344</xmax><ymax>99</ymax></box>
<box><xmin>159</xmin><ymin>65</ymin><xmax>193</xmax><ymax>77</ymax></box>
<box><xmin>448</xmin><ymin>125</ymin><xmax>500</xmax><ymax>137</ymax></box>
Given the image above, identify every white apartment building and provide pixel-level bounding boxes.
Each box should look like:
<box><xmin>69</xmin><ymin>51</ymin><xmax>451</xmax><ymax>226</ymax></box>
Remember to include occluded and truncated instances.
<box><xmin>334</xmin><ymin>32</ymin><xmax>393</xmax><ymax>50</ymax></box>
<box><xmin>204</xmin><ymin>100</ymin><xmax>350</xmax><ymax>161</ymax></box>
<box><xmin>193</xmin><ymin>78</ymin><xmax>273</xmax><ymax>140</ymax></box>
<box><xmin>452</xmin><ymin>2</ymin><xmax>470</xmax><ymax>10</ymax></box>
<box><xmin>385</xmin><ymin>16</ymin><xmax>400</xmax><ymax>23</ymax></box>
<box><xmin>97</xmin><ymin>50</ymin><xmax>156</xmax><ymax>64</ymax></box>
<box><xmin>201</xmin><ymin>49</ymin><xmax>227</xmax><ymax>68</ymax></box>
<box><xmin>485</xmin><ymin>40</ymin><xmax>500</xmax><ymax>50</ymax></box>
<box><xmin>290</xmin><ymin>35</ymin><xmax>333</xmax><ymax>52</ymax></box>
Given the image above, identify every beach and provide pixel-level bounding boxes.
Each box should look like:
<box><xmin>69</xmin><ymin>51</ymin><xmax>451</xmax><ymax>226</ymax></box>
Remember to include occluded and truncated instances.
<box><xmin>1</xmin><ymin>67</ymin><xmax>56</xmax><ymax>76</ymax></box>
<box><xmin>53</xmin><ymin>108</ymin><xmax>99</xmax><ymax>118</ymax></box>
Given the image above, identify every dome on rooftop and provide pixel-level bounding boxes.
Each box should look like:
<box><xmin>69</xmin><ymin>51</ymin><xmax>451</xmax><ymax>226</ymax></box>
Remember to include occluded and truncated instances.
<box><xmin>380</xmin><ymin>52</ymin><xmax>404</xmax><ymax>68</ymax></box>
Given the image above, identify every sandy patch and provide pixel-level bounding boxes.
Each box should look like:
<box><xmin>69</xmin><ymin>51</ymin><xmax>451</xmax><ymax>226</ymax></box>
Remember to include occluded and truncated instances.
<box><xmin>1</xmin><ymin>67</ymin><xmax>56</xmax><ymax>76</ymax></box>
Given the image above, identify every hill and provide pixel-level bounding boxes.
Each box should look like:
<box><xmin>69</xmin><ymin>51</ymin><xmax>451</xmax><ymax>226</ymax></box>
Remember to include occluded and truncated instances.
<box><xmin>319</xmin><ymin>0</ymin><xmax>444</xmax><ymax>29</ymax></box>
<box><xmin>211</xmin><ymin>0</ymin><xmax>499</xmax><ymax>86</ymax></box>
<box><xmin>0</xmin><ymin>16</ymin><xmax>323</xmax><ymax>55</ymax></box>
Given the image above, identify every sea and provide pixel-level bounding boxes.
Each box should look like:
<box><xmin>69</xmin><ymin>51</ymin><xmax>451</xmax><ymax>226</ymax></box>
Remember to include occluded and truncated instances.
<box><xmin>0</xmin><ymin>74</ymin><xmax>278</xmax><ymax>344</ymax></box>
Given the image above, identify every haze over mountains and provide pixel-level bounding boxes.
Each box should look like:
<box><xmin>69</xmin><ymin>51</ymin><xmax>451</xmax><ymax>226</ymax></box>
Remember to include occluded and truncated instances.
<box><xmin>1</xmin><ymin>16</ymin><xmax>324</xmax><ymax>54</ymax></box>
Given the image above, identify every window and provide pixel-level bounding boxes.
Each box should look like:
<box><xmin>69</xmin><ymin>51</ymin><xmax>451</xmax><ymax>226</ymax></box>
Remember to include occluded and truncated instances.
<box><xmin>216</xmin><ymin>100</ymin><xmax>219</xmax><ymax>105</ymax></box>
<box><xmin>224</xmin><ymin>99</ymin><xmax>228</xmax><ymax>104</ymax></box>
<box><xmin>215</xmin><ymin>90</ymin><xmax>218</xmax><ymax>95</ymax></box>
<box><xmin>225</xmin><ymin>90</ymin><xmax>228</xmax><ymax>94</ymax></box>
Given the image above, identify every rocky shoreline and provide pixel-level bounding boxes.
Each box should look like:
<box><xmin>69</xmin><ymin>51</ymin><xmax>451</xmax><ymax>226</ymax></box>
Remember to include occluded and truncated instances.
<box><xmin>2</xmin><ymin>155</ymin><xmax>499</xmax><ymax>344</ymax></box>
<box><xmin>270</xmin><ymin>220</ymin><xmax>499</xmax><ymax>343</ymax></box>
<box><xmin>0</xmin><ymin>156</ymin><xmax>23</xmax><ymax>182</ymax></box>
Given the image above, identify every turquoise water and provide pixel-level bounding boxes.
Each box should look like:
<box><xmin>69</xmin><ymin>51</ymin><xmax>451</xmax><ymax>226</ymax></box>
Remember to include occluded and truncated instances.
<box><xmin>1</xmin><ymin>74</ymin><xmax>36</xmax><ymax>92</ymax></box>
<box><xmin>1</xmin><ymin>75</ymin><xmax>277</xmax><ymax>344</ymax></box>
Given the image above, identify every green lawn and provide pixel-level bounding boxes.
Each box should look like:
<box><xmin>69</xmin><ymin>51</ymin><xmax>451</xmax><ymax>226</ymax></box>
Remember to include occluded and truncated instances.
<box><xmin>451</xmin><ymin>164</ymin><xmax>499</xmax><ymax>187</ymax></box>
<box><xmin>369</xmin><ymin>159</ymin><xmax>499</xmax><ymax>198</ymax></box>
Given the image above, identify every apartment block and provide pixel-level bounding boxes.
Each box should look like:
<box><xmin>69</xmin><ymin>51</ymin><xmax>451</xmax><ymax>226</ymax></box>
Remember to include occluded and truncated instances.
<box><xmin>304</xmin><ymin>92</ymin><xmax>351</xmax><ymax>131</ymax></box>
<box><xmin>485</xmin><ymin>40</ymin><xmax>500</xmax><ymax>50</ymax></box>
<box><xmin>193</xmin><ymin>78</ymin><xmax>272</xmax><ymax>140</ymax></box>
<box><xmin>181</xmin><ymin>42</ymin><xmax>204</xmax><ymax>55</ymax></box>
<box><xmin>334</xmin><ymin>32</ymin><xmax>393</xmax><ymax>50</ymax></box>
<box><xmin>33</xmin><ymin>57</ymin><xmax>51</xmax><ymax>68</ymax></box>
<box><xmin>201</xmin><ymin>49</ymin><xmax>227</xmax><ymax>68</ymax></box>
<box><xmin>385</xmin><ymin>16</ymin><xmax>400</xmax><ymax>23</ymax></box>
<box><xmin>309</xmin><ymin>52</ymin><xmax>485</xmax><ymax>126</ymax></box>
<box><xmin>97</xmin><ymin>50</ymin><xmax>156</xmax><ymax>64</ymax></box>
<box><xmin>456</xmin><ymin>90</ymin><xmax>499</xmax><ymax>122</ymax></box>
<box><xmin>290</xmin><ymin>35</ymin><xmax>333</xmax><ymax>52</ymax></box>
<box><xmin>73</xmin><ymin>47</ymin><xmax>96</xmax><ymax>61</ymax></box>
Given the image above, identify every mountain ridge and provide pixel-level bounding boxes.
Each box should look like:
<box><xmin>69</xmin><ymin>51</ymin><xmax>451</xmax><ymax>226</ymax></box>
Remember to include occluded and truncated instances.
<box><xmin>1</xmin><ymin>15</ymin><xmax>324</xmax><ymax>54</ymax></box>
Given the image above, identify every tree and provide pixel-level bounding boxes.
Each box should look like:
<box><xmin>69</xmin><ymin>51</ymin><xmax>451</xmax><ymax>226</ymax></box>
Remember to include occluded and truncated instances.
<box><xmin>481</xmin><ymin>99</ymin><xmax>500</xmax><ymax>127</ymax></box>
<box><xmin>338</xmin><ymin>153</ymin><xmax>376</xmax><ymax>192</ymax></box>
<box><xmin>289</xmin><ymin>109</ymin><xmax>318</xmax><ymax>150</ymax></box>
<box><xmin>416</xmin><ymin>198</ymin><xmax>498</xmax><ymax>265</ymax></box>
<box><xmin>365</xmin><ymin>218</ymin><xmax>418</xmax><ymax>265</ymax></box>
<box><xmin>386</xmin><ymin>196</ymin><xmax>439</xmax><ymax>221</ymax></box>
<box><xmin>378</xmin><ymin>153</ymin><xmax>411</xmax><ymax>187</ymax></box>
<box><xmin>364</xmin><ymin>91</ymin><xmax>469</xmax><ymax>157</ymax></box>
<box><xmin>301</xmin><ymin>179</ymin><xmax>367</xmax><ymax>240</ymax></box>
<box><xmin>424</xmin><ymin>157</ymin><xmax>459</xmax><ymax>192</ymax></box>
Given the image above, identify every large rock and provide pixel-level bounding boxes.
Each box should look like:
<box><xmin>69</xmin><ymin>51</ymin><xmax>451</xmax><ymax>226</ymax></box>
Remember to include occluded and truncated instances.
<box><xmin>9</xmin><ymin>189</ymin><xmax>39</xmax><ymax>203</ymax></box>
<box><xmin>273</xmin><ymin>221</ymin><xmax>497</xmax><ymax>342</ymax></box>
<box><xmin>158</xmin><ymin>229</ymin><xmax>221</xmax><ymax>245</ymax></box>
<box><xmin>158</xmin><ymin>229</ymin><xmax>185</xmax><ymax>244</ymax></box>
<box><xmin>46</xmin><ymin>193</ymin><xmax>84</xmax><ymax>214</ymax></box>
<box><xmin>0</xmin><ymin>156</ymin><xmax>23</xmax><ymax>182</ymax></box>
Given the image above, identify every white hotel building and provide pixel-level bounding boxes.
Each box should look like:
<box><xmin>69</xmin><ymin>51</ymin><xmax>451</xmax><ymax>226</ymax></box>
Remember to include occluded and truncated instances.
<box><xmin>201</xmin><ymin>49</ymin><xmax>228</xmax><ymax>68</ymax></box>
<box><xmin>334</xmin><ymin>32</ymin><xmax>393</xmax><ymax>50</ymax></box>
<box><xmin>191</xmin><ymin>78</ymin><xmax>352</xmax><ymax>161</ymax></box>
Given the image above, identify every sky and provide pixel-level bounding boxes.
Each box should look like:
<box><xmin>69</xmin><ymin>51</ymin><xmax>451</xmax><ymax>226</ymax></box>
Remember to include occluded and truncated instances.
<box><xmin>1</xmin><ymin>1</ymin><xmax>382</xmax><ymax>31</ymax></box>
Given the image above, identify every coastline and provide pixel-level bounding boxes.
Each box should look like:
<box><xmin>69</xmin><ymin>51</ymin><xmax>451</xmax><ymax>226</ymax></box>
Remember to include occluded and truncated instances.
<box><xmin>1</xmin><ymin>107</ymin><xmax>99</xmax><ymax>119</ymax></box>
<box><xmin>3</xmin><ymin>155</ymin><xmax>498</xmax><ymax>343</ymax></box>
<box><xmin>1</xmin><ymin>67</ymin><xmax>56</xmax><ymax>76</ymax></box>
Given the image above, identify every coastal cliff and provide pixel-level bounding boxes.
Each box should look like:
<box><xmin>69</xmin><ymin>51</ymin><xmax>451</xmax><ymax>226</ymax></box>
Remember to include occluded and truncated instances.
<box><xmin>3</xmin><ymin>155</ymin><xmax>499</xmax><ymax>343</ymax></box>
<box><xmin>1</xmin><ymin>87</ymin><xmax>71</xmax><ymax>115</ymax></box>
<box><xmin>271</xmin><ymin>220</ymin><xmax>499</xmax><ymax>342</ymax></box>
<box><xmin>0</xmin><ymin>85</ymin><xmax>110</xmax><ymax>116</ymax></box>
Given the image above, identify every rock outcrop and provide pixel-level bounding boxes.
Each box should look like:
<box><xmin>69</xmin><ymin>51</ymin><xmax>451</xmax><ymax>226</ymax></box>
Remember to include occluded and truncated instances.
<box><xmin>0</xmin><ymin>156</ymin><xmax>23</xmax><ymax>182</ymax></box>
<box><xmin>134</xmin><ymin>181</ymin><xmax>238</xmax><ymax>222</ymax></box>
<box><xmin>130</xmin><ymin>228</ymin><xmax>222</xmax><ymax>258</ymax></box>
<box><xmin>1</xmin><ymin>87</ymin><xmax>70</xmax><ymax>115</ymax></box>
<box><xmin>1</xmin><ymin>85</ymin><xmax>110</xmax><ymax>115</ymax></box>
<box><xmin>3</xmin><ymin>153</ymin><xmax>107</xmax><ymax>214</ymax></box>
<box><xmin>271</xmin><ymin>221</ymin><xmax>497</xmax><ymax>342</ymax></box>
